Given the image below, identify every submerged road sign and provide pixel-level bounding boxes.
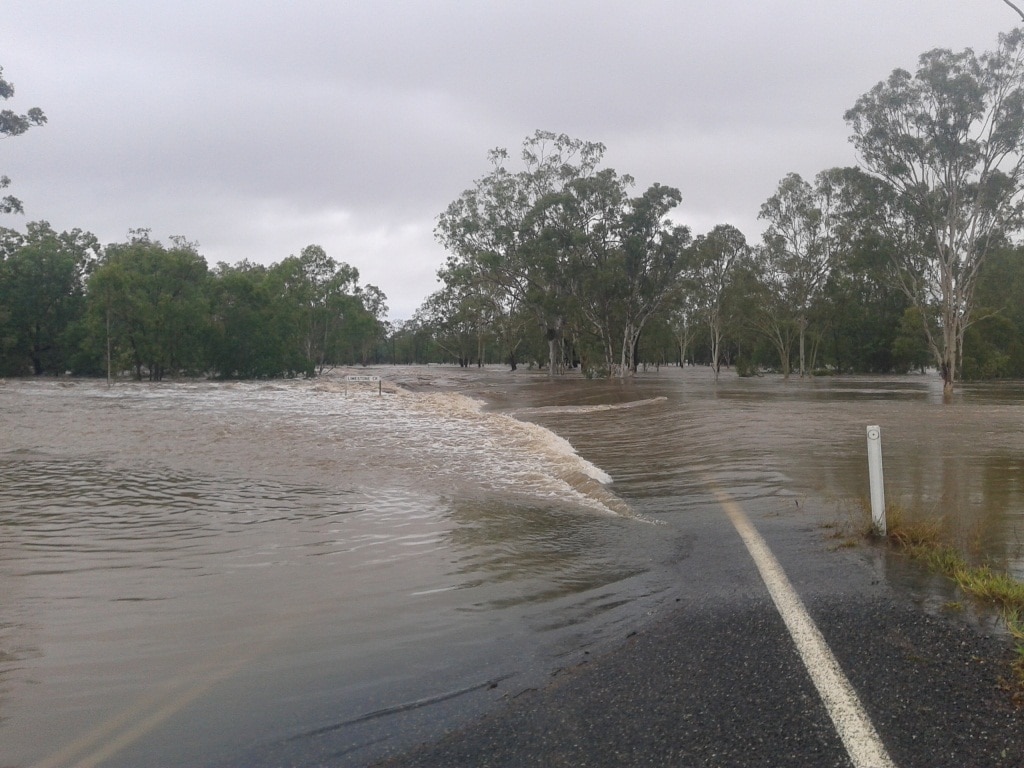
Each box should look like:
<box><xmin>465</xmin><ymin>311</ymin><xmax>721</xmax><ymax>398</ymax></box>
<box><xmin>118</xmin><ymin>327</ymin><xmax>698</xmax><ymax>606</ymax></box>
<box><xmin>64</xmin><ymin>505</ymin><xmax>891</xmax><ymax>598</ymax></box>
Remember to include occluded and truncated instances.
<box><xmin>345</xmin><ymin>374</ymin><xmax>382</xmax><ymax>395</ymax></box>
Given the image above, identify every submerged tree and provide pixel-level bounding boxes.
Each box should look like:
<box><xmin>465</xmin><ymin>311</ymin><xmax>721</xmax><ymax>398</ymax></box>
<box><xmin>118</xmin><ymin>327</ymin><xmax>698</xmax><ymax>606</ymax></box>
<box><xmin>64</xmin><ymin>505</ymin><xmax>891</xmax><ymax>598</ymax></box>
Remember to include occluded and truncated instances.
<box><xmin>207</xmin><ymin>260</ymin><xmax>288</xmax><ymax>378</ymax></box>
<box><xmin>437</xmin><ymin>130</ymin><xmax>689</xmax><ymax>378</ymax></box>
<box><xmin>436</xmin><ymin>131</ymin><xmax>606</xmax><ymax>377</ymax></box>
<box><xmin>262</xmin><ymin>245</ymin><xmax>385</xmax><ymax>374</ymax></box>
<box><xmin>414</xmin><ymin>281</ymin><xmax>485</xmax><ymax>367</ymax></box>
<box><xmin>845</xmin><ymin>29</ymin><xmax>1024</xmax><ymax>399</ymax></box>
<box><xmin>691</xmin><ymin>224</ymin><xmax>748</xmax><ymax>380</ymax></box>
<box><xmin>86</xmin><ymin>231</ymin><xmax>210</xmax><ymax>381</ymax></box>
<box><xmin>613</xmin><ymin>183</ymin><xmax>691</xmax><ymax>375</ymax></box>
<box><xmin>434</xmin><ymin>259</ymin><xmax>528</xmax><ymax>369</ymax></box>
<box><xmin>759</xmin><ymin>172</ymin><xmax>843</xmax><ymax>378</ymax></box>
<box><xmin>0</xmin><ymin>222</ymin><xmax>99</xmax><ymax>375</ymax></box>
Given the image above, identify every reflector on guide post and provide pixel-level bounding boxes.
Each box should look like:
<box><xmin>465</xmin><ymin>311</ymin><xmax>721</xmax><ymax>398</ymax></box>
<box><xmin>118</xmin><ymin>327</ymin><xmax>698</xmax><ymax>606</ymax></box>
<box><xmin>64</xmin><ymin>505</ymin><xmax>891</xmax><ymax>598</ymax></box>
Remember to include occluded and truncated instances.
<box><xmin>866</xmin><ymin>425</ymin><xmax>885</xmax><ymax>535</ymax></box>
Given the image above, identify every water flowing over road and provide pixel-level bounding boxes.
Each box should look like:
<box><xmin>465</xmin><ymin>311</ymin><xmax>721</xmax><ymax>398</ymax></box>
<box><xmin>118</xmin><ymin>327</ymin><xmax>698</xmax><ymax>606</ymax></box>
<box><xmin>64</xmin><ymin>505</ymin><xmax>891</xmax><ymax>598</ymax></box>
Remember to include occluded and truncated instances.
<box><xmin>1</xmin><ymin>367</ymin><xmax>1021</xmax><ymax>766</ymax></box>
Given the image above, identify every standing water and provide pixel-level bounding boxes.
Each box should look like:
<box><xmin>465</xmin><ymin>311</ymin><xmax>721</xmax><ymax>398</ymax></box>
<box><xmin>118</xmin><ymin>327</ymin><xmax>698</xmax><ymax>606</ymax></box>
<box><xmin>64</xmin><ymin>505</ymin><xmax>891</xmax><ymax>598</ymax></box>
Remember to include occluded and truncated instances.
<box><xmin>0</xmin><ymin>367</ymin><xmax>1022</xmax><ymax>766</ymax></box>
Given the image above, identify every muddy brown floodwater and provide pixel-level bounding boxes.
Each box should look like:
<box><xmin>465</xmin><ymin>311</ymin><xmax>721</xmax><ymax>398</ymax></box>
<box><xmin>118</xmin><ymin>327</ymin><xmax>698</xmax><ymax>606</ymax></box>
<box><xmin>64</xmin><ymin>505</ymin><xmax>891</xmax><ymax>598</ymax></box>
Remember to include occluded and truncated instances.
<box><xmin>0</xmin><ymin>367</ymin><xmax>1021</xmax><ymax>766</ymax></box>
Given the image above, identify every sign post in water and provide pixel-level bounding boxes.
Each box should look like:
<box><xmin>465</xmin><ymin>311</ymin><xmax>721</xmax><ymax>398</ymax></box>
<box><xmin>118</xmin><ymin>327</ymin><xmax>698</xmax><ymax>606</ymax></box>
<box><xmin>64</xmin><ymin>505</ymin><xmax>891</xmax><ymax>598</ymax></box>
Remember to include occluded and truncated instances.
<box><xmin>346</xmin><ymin>374</ymin><xmax>381</xmax><ymax>396</ymax></box>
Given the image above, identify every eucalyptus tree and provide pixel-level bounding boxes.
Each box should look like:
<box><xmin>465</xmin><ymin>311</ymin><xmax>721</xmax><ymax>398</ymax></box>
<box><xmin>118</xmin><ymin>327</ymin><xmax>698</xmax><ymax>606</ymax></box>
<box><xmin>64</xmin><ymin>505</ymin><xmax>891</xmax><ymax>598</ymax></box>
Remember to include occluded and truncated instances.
<box><xmin>550</xmin><ymin>168</ymin><xmax>630</xmax><ymax>375</ymax></box>
<box><xmin>87</xmin><ymin>231</ymin><xmax>210</xmax><ymax>381</ymax></box>
<box><xmin>505</xmin><ymin>171</ymin><xmax>688</xmax><ymax>378</ymax></box>
<box><xmin>489</xmin><ymin>285</ymin><xmax>531</xmax><ymax>370</ymax></box>
<box><xmin>385</xmin><ymin>319</ymin><xmax>418</xmax><ymax>364</ymax></box>
<box><xmin>667</xmin><ymin>298</ymin><xmax>699</xmax><ymax>367</ymax></box>
<box><xmin>437</xmin><ymin>259</ymin><xmax>529</xmax><ymax>370</ymax></box>
<box><xmin>758</xmin><ymin>172</ymin><xmax>842</xmax><ymax>377</ymax></box>
<box><xmin>267</xmin><ymin>245</ymin><xmax>362</xmax><ymax>374</ymax></box>
<box><xmin>414</xmin><ymin>282</ymin><xmax>486</xmax><ymax>367</ymax></box>
<box><xmin>207</xmin><ymin>248</ymin><xmax>387</xmax><ymax>376</ymax></box>
<box><xmin>207</xmin><ymin>260</ymin><xmax>289</xmax><ymax>378</ymax></box>
<box><xmin>436</xmin><ymin>131</ymin><xmax>606</xmax><ymax>377</ymax></box>
<box><xmin>891</xmin><ymin>306</ymin><xmax>936</xmax><ymax>374</ymax></box>
<box><xmin>614</xmin><ymin>183</ymin><xmax>691</xmax><ymax>375</ymax></box>
<box><xmin>338</xmin><ymin>283</ymin><xmax>389</xmax><ymax>365</ymax></box>
<box><xmin>691</xmin><ymin>224</ymin><xmax>748</xmax><ymax>380</ymax></box>
<box><xmin>845</xmin><ymin>29</ymin><xmax>1024</xmax><ymax>399</ymax></box>
<box><xmin>807</xmin><ymin>167</ymin><xmax>915</xmax><ymax>373</ymax></box>
<box><xmin>438</xmin><ymin>131</ymin><xmax>691</xmax><ymax>379</ymax></box>
<box><xmin>0</xmin><ymin>221</ymin><xmax>99</xmax><ymax>374</ymax></box>
<box><xmin>632</xmin><ymin>312</ymin><xmax>677</xmax><ymax>369</ymax></box>
<box><xmin>743</xmin><ymin>245</ymin><xmax>797</xmax><ymax>376</ymax></box>
<box><xmin>1</xmin><ymin>65</ymin><xmax>46</xmax><ymax>215</ymax></box>
<box><xmin>535</xmin><ymin>166</ymin><xmax>686</xmax><ymax>377</ymax></box>
<box><xmin>961</xmin><ymin>243</ymin><xmax>1024</xmax><ymax>377</ymax></box>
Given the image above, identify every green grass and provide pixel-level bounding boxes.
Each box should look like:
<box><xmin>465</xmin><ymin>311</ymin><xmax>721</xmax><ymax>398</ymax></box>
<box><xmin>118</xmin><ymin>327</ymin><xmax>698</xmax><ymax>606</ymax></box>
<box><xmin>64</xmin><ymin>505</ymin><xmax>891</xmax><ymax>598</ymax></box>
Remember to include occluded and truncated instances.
<box><xmin>871</xmin><ymin>505</ymin><xmax>1024</xmax><ymax>701</ymax></box>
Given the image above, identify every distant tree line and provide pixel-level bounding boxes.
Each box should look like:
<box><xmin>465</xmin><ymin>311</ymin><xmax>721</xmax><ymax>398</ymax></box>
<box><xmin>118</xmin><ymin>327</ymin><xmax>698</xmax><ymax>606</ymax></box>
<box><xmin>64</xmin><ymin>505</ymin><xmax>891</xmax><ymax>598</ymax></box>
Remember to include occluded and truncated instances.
<box><xmin>409</xmin><ymin>30</ymin><xmax>1024</xmax><ymax>396</ymax></box>
<box><xmin>4</xmin><ymin>30</ymin><xmax>1024</xmax><ymax>390</ymax></box>
<box><xmin>397</xmin><ymin>167</ymin><xmax>1024</xmax><ymax>384</ymax></box>
<box><xmin>1</xmin><ymin>63</ymin><xmax>391</xmax><ymax>381</ymax></box>
<box><xmin>0</xmin><ymin>226</ymin><xmax>390</xmax><ymax>379</ymax></box>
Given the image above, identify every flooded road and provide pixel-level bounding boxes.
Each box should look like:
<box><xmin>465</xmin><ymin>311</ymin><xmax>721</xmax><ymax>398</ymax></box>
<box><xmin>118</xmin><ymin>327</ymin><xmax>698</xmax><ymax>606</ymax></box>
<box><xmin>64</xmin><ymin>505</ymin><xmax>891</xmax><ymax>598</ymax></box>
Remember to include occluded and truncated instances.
<box><xmin>0</xmin><ymin>367</ymin><xmax>1021</xmax><ymax>766</ymax></box>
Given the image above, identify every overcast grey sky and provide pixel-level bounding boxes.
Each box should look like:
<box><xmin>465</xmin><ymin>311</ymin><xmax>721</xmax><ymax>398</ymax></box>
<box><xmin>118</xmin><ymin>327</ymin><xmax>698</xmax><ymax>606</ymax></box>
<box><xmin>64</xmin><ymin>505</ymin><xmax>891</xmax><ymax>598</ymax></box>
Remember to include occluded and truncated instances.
<box><xmin>2</xmin><ymin>1</ymin><xmax>1020</xmax><ymax>319</ymax></box>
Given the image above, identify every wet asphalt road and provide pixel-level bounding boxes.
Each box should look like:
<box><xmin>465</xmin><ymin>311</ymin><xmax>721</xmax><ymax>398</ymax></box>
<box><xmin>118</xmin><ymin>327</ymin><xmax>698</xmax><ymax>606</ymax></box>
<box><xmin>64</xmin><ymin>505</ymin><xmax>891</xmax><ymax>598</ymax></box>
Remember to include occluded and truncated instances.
<box><xmin>369</xmin><ymin>499</ymin><xmax>1024</xmax><ymax>768</ymax></box>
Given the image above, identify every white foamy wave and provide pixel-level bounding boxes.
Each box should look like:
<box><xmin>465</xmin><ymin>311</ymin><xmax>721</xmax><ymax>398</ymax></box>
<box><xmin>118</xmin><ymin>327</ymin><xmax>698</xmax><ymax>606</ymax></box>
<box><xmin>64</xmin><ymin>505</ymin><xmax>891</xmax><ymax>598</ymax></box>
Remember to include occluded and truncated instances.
<box><xmin>514</xmin><ymin>418</ymin><xmax>614</xmax><ymax>485</ymax></box>
<box><xmin>394</xmin><ymin>389</ymin><xmax>627</xmax><ymax>515</ymax></box>
<box><xmin>513</xmin><ymin>397</ymin><xmax>667</xmax><ymax>416</ymax></box>
<box><xmin>53</xmin><ymin>375</ymin><xmax>630</xmax><ymax>517</ymax></box>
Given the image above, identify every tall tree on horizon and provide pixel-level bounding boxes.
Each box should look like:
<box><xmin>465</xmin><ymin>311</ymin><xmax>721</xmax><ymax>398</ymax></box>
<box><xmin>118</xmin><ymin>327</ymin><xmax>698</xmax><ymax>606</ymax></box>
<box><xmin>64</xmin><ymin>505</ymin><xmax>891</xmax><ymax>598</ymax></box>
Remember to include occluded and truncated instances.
<box><xmin>436</xmin><ymin>131</ymin><xmax>606</xmax><ymax>378</ymax></box>
<box><xmin>846</xmin><ymin>28</ymin><xmax>1024</xmax><ymax>399</ymax></box>
<box><xmin>437</xmin><ymin>131</ymin><xmax>690</xmax><ymax>379</ymax></box>
<box><xmin>759</xmin><ymin>172</ymin><xmax>840</xmax><ymax>378</ymax></box>
<box><xmin>691</xmin><ymin>224</ymin><xmax>748</xmax><ymax>380</ymax></box>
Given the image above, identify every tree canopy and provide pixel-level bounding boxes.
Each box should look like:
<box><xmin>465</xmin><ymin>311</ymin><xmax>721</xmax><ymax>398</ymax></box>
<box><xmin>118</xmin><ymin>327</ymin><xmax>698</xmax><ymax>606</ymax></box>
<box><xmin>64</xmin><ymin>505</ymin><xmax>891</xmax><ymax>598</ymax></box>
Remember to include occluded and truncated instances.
<box><xmin>0</xmin><ymin>228</ymin><xmax>390</xmax><ymax>379</ymax></box>
<box><xmin>435</xmin><ymin>130</ymin><xmax>691</xmax><ymax>378</ymax></box>
<box><xmin>845</xmin><ymin>28</ymin><xmax>1024</xmax><ymax>397</ymax></box>
<box><xmin>0</xmin><ymin>65</ymin><xmax>47</xmax><ymax>216</ymax></box>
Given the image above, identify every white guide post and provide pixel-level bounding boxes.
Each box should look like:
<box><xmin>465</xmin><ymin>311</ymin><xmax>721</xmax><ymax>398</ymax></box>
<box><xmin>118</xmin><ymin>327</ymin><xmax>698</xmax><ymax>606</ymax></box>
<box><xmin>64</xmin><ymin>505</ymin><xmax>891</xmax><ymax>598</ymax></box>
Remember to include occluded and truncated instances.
<box><xmin>866</xmin><ymin>425</ymin><xmax>885</xmax><ymax>536</ymax></box>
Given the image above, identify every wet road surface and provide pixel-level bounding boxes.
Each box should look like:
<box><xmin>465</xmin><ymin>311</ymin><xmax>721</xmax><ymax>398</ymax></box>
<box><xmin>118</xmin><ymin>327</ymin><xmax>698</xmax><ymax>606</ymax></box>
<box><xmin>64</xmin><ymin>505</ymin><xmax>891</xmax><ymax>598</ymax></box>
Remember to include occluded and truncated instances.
<box><xmin>371</xmin><ymin>492</ymin><xmax>1024</xmax><ymax>768</ymax></box>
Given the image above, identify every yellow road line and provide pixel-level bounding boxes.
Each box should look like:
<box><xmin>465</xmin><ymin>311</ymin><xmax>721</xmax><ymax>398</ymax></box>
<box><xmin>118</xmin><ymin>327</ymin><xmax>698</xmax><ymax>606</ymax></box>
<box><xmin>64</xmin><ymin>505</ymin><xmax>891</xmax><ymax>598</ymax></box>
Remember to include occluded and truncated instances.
<box><xmin>34</xmin><ymin>631</ymin><xmax>281</xmax><ymax>768</ymax></box>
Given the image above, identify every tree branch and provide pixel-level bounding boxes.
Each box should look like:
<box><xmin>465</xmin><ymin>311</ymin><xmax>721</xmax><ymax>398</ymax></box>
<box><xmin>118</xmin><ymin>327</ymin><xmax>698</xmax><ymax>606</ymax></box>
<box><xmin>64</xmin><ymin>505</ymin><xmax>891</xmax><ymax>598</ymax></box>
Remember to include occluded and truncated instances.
<box><xmin>1002</xmin><ymin>0</ymin><xmax>1024</xmax><ymax>22</ymax></box>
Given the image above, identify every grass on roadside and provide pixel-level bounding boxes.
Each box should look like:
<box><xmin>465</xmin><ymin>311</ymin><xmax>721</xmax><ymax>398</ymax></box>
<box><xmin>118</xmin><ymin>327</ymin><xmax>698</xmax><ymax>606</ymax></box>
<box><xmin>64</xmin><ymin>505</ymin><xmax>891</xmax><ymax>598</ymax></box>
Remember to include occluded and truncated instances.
<box><xmin>868</xmin><ymin>504</ymin><xmax>1024</xmax><ymax>702</ymax></box>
